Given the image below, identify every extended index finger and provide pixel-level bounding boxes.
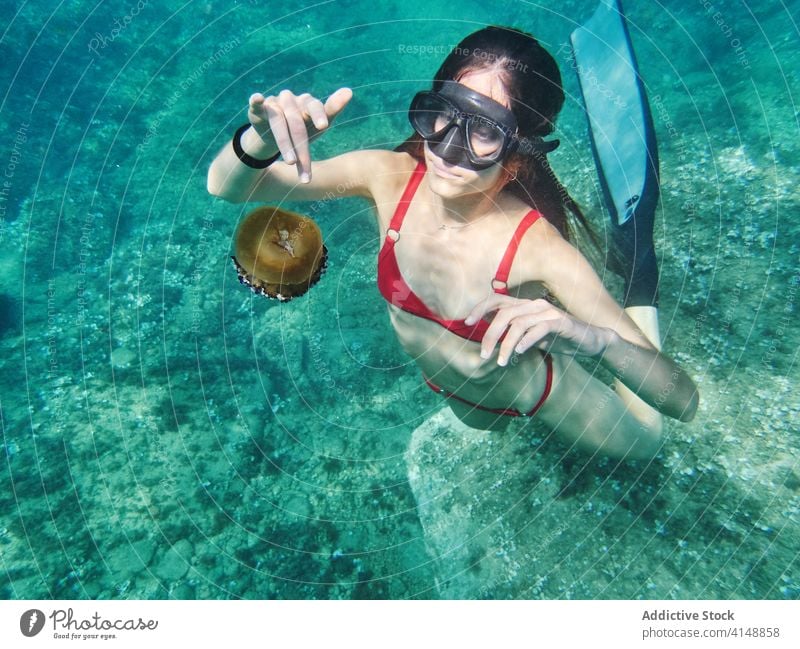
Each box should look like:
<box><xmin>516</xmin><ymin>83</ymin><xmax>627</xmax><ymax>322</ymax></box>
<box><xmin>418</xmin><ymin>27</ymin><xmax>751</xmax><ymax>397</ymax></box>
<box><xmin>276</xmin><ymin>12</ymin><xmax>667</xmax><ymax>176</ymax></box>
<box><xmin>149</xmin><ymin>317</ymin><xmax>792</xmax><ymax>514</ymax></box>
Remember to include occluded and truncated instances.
<box><xmin>323</xmin><ymin>87</ymin><xmax>353</xmax><ymax>120</ymax></box>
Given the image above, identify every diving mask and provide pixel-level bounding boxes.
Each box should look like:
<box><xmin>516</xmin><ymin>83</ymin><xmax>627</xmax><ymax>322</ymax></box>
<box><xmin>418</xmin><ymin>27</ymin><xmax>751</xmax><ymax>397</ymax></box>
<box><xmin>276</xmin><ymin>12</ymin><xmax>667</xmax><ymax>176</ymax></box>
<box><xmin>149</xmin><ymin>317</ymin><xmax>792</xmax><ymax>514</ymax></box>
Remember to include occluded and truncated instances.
<box><xmin>408</xmin><ymin>80</ymin><xmax>559</xmax><ymax>170</ymax></box>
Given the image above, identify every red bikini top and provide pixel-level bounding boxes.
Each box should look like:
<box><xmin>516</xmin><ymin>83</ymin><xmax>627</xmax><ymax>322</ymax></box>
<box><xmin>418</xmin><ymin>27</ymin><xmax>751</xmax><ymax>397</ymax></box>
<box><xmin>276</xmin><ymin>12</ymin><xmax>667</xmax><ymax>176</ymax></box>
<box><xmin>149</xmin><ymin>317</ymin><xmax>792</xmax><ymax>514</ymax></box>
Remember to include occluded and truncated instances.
<box><xmin>377</xmin><ymin>161</ymin><xmax>543</xmax><ymax>343</ymax></box>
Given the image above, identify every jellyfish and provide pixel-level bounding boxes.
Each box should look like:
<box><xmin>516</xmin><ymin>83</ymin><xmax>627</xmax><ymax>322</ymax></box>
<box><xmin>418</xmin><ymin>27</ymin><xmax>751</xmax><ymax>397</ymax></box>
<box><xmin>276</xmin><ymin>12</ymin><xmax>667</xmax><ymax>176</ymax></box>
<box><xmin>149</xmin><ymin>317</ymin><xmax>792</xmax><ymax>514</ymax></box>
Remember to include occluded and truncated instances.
<box><xmin>231</xmin><ymin>206</ymin><xmax>327</xmax><ymax>301</ymax></box>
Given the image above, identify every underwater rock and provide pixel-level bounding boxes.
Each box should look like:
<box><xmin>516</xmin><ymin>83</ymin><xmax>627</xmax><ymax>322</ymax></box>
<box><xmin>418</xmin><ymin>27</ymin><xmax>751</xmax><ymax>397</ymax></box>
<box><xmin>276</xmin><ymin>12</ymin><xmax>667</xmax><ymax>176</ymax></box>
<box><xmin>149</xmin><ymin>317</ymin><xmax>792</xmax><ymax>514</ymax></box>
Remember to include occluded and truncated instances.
<box><xmin>152</xmin><ymin>538</ymin><xmax>193</xmax><ymax>583</ymax></box>
<box><xmin>105</xmin><ymin>537</ymin><xmax>156</xmax><ymax>582</ymax></box>
<box><xmin>406</xmin><ymin>407</ymin><xmax>563</xmax><ymax>599</ymax></box>
<box><xmin>110</xmin><ymin>346</ymin><xmax>136</xmax><ymax>368</ymax></box>
<box><xmin>405</xmin><ymin>408</ymin><xmax>661</xmax><ymax>599</ymax></box>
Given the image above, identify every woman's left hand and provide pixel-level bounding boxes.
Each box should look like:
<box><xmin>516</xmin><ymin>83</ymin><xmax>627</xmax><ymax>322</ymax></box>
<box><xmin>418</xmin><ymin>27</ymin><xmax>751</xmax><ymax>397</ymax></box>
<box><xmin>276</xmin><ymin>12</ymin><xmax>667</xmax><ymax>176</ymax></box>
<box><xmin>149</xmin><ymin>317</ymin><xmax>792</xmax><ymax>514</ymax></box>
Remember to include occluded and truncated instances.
<box><xmin>465</xmin><ymin>296</ymin><xmax>614</xmax><ymax>366</ymax></box>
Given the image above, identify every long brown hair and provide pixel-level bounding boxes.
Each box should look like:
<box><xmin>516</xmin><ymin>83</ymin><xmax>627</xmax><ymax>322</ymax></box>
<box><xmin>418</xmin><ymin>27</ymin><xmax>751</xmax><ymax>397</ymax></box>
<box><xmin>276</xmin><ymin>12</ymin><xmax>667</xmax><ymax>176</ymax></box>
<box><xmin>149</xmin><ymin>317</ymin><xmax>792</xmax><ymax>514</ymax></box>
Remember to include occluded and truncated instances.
<box><xmin>397</xmin><ymin>26</ymin><xmax>598</xmax><ymax>247</ymax></box>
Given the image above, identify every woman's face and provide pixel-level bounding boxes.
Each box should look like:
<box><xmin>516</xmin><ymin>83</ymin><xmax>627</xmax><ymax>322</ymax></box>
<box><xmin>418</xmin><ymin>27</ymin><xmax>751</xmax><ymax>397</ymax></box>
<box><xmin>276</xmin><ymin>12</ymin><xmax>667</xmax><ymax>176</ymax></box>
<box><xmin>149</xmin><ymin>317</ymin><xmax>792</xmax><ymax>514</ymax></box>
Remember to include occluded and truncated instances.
<box><xmin>423</xmin><ymin>69</ymin><xmax>511</xmax><ymax>199</ymax></box>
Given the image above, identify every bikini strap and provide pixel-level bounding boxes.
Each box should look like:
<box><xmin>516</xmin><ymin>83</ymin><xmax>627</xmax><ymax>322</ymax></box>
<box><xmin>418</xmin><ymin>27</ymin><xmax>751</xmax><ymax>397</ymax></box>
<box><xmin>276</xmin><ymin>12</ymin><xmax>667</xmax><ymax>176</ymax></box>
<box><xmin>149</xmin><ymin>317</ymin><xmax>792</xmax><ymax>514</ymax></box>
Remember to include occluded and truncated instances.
<box><xmin>387</xmin><ymin>161</ymin><xmax>427</xmax><ymax>233</ymax></box>
<box><xmin>491</xmin><ymin>209</ymin><xmax>543</xmax><ymax>293</ymax></box>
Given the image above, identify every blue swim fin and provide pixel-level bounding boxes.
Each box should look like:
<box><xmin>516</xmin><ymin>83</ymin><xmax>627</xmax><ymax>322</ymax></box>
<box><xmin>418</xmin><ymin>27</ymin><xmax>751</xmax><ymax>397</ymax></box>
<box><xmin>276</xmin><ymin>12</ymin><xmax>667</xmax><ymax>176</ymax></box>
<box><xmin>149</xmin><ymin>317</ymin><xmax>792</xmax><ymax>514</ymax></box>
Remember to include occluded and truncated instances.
<box><xmin>570</xmin><ymin>0</ymin><xmax>660</xmax><ymax>307</ymax></box>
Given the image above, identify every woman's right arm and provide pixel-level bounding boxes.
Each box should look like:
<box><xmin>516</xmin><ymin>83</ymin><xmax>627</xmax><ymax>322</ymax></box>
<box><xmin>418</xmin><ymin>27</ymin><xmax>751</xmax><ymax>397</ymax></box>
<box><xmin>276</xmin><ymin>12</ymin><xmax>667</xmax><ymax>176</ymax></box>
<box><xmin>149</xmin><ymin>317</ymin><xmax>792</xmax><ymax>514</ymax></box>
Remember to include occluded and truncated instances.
<box><xmin>207</xmin><ymin>88</ymin><xmax>379</xmax><ymax>204</ymax></box>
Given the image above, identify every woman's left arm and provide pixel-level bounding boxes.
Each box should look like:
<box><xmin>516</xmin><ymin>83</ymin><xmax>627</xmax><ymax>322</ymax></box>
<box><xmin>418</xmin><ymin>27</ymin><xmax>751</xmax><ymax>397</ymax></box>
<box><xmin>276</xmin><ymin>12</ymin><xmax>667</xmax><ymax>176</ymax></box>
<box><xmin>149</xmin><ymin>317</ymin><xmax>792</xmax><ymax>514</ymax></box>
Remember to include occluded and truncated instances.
<box><xmin>466</xmin><ymin>235</ymin><xmax>699</xmax><ymax>422</ymax></box>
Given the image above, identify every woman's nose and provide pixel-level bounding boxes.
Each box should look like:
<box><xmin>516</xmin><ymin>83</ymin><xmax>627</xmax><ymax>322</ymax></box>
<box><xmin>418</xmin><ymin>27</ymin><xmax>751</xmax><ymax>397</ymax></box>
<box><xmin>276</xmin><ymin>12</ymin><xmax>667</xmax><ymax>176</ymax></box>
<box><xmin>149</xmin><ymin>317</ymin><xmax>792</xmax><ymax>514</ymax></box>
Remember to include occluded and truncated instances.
<box><xmin>430</xmin><ymin>125</ymin><xmax>467</xmax><ymax>166</ymax></box>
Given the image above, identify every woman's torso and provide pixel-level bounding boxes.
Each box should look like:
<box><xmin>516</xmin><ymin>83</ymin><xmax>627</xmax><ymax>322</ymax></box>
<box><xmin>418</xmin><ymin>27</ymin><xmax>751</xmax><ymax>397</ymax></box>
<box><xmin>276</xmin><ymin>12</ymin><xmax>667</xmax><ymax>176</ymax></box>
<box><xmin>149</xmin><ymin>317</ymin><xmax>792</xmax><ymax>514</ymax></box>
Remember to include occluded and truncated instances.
<box><xmin>368</xmin><ymin>153</ymin><xmax>557</xmax><ymax>425</ymax></box>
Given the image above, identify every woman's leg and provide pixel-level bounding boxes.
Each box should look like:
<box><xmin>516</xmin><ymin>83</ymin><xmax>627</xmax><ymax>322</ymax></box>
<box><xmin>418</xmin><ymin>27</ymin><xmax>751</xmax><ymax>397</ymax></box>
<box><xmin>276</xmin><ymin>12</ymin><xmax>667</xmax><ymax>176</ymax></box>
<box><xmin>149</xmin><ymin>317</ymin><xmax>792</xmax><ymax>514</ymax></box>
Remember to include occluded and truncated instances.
<box><xmin>607</xmin><ymin>305</ymin><xmax>665</xmax><ymax>440</ymax></box>
<box><xmin>535</xmin><ymin>353</ymin><xmax>664</xmax><ymax>461</ymax></box>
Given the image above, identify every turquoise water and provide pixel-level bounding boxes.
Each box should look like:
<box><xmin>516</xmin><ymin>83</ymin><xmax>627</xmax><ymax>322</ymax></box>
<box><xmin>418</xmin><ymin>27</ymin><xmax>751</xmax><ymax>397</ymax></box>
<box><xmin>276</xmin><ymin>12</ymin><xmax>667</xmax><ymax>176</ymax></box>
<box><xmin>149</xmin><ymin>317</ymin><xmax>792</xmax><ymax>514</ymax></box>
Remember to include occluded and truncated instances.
<box><xmin>0</xmin><ymin>0</ymin><xmax>797</xmax><ymax>599</ymax></box>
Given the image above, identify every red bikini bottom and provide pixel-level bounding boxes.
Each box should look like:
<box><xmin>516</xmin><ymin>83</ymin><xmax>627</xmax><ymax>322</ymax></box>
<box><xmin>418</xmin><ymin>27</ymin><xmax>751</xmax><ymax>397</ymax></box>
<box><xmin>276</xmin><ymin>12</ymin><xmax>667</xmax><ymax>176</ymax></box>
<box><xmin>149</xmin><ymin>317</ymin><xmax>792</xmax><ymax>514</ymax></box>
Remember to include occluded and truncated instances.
<box><xmin>423</xmin><ymin>352</ymin><xmax>553</xmax><ymax>417</ymax></box>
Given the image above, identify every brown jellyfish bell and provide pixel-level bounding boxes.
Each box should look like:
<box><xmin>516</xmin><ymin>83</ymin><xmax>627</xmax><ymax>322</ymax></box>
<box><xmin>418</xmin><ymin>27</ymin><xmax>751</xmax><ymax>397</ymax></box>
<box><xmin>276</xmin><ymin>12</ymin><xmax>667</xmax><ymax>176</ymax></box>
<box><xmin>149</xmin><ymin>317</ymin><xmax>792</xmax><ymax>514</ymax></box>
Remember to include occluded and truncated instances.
<box><xmin>231</xmin><ymin>206</ymin><xmax>327</xmax><ymax>301</ymax></box>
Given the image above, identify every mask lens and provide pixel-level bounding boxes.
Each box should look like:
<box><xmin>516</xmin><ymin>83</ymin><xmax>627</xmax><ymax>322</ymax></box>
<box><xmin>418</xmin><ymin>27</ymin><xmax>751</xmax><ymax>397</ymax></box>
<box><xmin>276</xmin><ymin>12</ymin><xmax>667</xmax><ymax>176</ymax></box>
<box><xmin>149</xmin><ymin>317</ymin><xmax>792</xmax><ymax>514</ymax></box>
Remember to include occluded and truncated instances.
<box><xmin>467</xmin><ymin>118</ymin><xmax>507</xmax><ymax>160</ymax></box>
<box><xmin>410</xmin><ymin>93</ymin><xmax>456</xmax><ymax>139</ymax></box>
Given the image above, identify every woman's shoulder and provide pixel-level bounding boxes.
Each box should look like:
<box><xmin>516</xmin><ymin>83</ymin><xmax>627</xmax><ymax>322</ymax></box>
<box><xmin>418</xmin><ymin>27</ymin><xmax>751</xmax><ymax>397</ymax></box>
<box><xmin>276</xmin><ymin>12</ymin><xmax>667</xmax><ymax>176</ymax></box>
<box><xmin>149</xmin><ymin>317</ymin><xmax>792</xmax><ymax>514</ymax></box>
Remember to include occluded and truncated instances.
<box><xmin>509</xmin><ymin>203</ymin><xmax>593</xmax><ymax>281</ymax></box>
<box><xmin>497</xmin><ymin>193</ymin><xmax>561</xmax><ymax>240</ymax></box>
<box><xmin>355</xmin><ymin>150</ymin><xmax>419</xmax><ymax>199</ymax></box>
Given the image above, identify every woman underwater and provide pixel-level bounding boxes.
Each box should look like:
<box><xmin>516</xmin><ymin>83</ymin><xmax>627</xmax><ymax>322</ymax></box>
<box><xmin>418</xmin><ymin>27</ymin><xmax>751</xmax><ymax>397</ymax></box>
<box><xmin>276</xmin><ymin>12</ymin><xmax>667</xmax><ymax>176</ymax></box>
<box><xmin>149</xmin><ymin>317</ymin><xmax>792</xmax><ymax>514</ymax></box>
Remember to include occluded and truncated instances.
<box><xmin>208</xmin><ymin>26</ymin><xmax>699</xmax><ymax>460</ymax></box>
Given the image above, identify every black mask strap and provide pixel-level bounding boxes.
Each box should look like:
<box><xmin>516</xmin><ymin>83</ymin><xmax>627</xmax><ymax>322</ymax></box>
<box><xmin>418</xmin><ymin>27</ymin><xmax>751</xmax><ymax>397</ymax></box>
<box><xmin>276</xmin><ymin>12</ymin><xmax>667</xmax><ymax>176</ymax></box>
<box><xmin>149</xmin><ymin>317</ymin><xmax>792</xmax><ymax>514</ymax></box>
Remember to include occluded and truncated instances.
<box><xmin>517</xmin><ymin>136</ymin><xmax>560</xmax><ymax>157</ymax></box>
